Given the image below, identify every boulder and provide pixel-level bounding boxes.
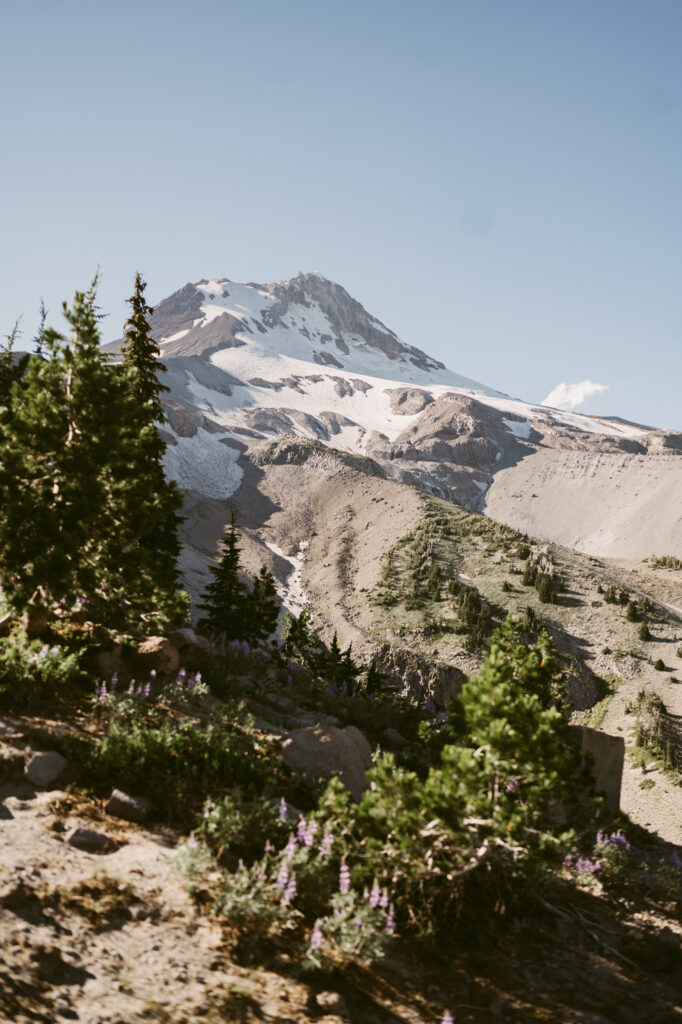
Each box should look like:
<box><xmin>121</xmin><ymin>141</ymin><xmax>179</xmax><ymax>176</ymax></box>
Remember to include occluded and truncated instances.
<box><xmin>105</xmin><ymin>789</ymin><xmax>150</xmax><ymax>823</ymax></box>
<box><xmin>132</xmin><ymin>636</ymin><xmax>180</xmax><ymax>678</ymax></box>
<box><xmin>168</xmin><ymin>627</ymin><xmax>212</xmax><ymax>671</ymax></box>
<box><xmin>281</xmin><ymin>725</ymin><xmax>372</xmax><ymax>799</ymax></box>
<box><xmin>66</xmin><ymin>827</ymin><xmax>116</xmax><ymax>854</ymax></box>
<box><xmin>25</xmin><ymin>750</ymin><xmax>67</xmax><ymax>788</ymax></box>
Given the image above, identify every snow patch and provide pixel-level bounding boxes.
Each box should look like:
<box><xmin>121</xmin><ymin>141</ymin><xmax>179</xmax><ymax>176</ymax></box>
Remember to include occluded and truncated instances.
<box><xmin>502</xmin><ymin>417</ymin><xmax>532</xmax><ymax>440</ymax></box>
<box><xmin>163</xmin><ymin>429</ymin><xmax>242</xmax><ymax>499</ymax></box>
<box><xmin>265</xmin><ymin>540</ymin><xmax>309</xmax><ymax>616</ymax></box>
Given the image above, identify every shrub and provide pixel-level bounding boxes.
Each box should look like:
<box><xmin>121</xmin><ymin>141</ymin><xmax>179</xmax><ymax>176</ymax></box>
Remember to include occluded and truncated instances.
<box><xmin>317</xmin><ymin>620</ymin><xmax>590</xmax><ymax>939</ymax></box>
<box><xmin>654</xmin><ymin>658</ymin><xmax>666</xmax><ymax>671</ymax></box>
<box><xmin>638</xmin><ymin>623</ymin><xmax>652</xmax><ymax>642</ymax></box>
<box><xmin>625</xmin><ymin>601</ymin><xmax>639</xmax><ymax>623</ymax></box>
<box><xmin>0</xmin><ymin>631</ymin><xmax>83</xmax><ymax>709</ymax></box>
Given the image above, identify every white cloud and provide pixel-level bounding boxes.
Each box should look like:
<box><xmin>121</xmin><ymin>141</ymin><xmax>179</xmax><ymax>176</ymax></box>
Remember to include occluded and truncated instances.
<box><xmin>541</xmin><ymin>380</ymin><xmax>609</xmax><ymax>411</ymax></box>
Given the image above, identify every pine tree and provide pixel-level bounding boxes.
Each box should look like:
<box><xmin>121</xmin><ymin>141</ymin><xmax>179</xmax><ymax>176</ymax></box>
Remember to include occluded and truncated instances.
<box><xmin>247</xmin><ymin>566</ymin><xmax>280</xmax><ymax>645</ymax></box>
<box><xmin>197</xmin><ymin>511</ymin><xmax>248</xmax><ymax>643</ymax></box>
<box><xmin>120</xmin><ymin>272</ymin><xmax>169</xmax><ymax>423</ymax></box>
<box><xmin>119</xmin><ymin>273</ymin><xmax>183</xmax><ymax>620</ymax></box>
<box><xmin>0</xmin><ymin>280</ymin><xmax>186</xmax><ymax>630</ymax></box>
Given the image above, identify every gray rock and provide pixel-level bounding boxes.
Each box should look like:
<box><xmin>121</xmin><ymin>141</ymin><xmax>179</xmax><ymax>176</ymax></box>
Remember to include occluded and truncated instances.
<box><xmin>316</xmin><ymin>991</ymin><xmax>349</xmax><ymax>1016</ymax></box>
<box><xmin>66</xmin><ymin>827</ymin><xmax>116</xmax><ymax>853</ymax></box>
<box><xmin>25</xmin><ymin>750</ymin><xmax>67</xmax><ymax>787</ymax></box>
<box><xmin>105</xmin><ymin>789</ymin><xmax>150</xmax><ymax>823</ymax></box>
<box><xmin>281</xmin><ymin>725</ymin><xmax>372</xmax><ymax>799</ymax></box>
<box><xmin>133</xmin><ymin>636</ymin><xmax>180</xmax><ymax>677</ymax></box>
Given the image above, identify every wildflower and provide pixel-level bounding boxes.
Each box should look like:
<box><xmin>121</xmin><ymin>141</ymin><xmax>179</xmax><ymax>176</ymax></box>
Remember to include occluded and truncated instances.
<box><xmin>49</xmin><ymin>645</ymin><xmax>59</xmax><ymax>655</ymax></box>
<box><xmin>177</xmin><ymin>668</ymin><xmax>187</xmax><ymax>684</ymax></box>
<box><xmin>110</xmin><ymin>673</ymin><xmax>118</xmax><ymax>690</ymax></box>
<box><xmin>187</xmin><ymin>673</ymin><xmax>196</xmax><ymax>694</ymax></box>
<box><xmin>275</xmin><ymin>864</ymin><xmax>289</xmax><ymax>890</ymax></box>
<box><xmin>441</xmin><ymin>1013</ymin><xmax>455</xmax><ymax>1024</ymax></box>
<box><xmin>563</xmin><ymin>854</ymin><xmax>573</xmax><ymax>868</ymax></box>
<box><xmin>379</xmin><ymin>889</ymin><xmax>389</xmax><ymax>909</ymax></box>
<box><xmin>339</xmin><ymin>862</ymin><xmax>351</xmax><ymax>894</ymax></box>
<box><xmin>282</xmin><ymin>875</ymin><xmax>297</xmax><ymax>905</ymax></box>
<box><xmin>195</xmin><ymin>672</ymin><xmax>202</xmax><ymax>684</ymax></box>
<box><xmin>309</xmin><ymin>924</ymin><xmax>323</xmax><ymax>950</ymax></box>
<box><xmin>352</xmin><ymin>916</ymin><xmax>363</xmax><ymax>928</ymax></box>
<box><xmin>149</xmin><ymin>669</ymin><xmax>157</xmax><ymax>684</ymax></box>
<box><xmin>284</xmin><ymin>834</ymin><xmax>297</xmax><ymax>859</ymax></box>
<box><xmin>671</xmin><ymin>850</ymin><xmax>682</xmax><ymax>870</ymax></box>
<box><xmin>576</xmin><ymin>857</ymin><xmax>601</xmax><ymax>874</ymax></box>
<box><xmin>264</xmin><ymin>840</ymin><xmax>274</xmax><ymax>853</ymax></box>
<box><xmin>98</xmin><ymin>683</ymin><xmax>107</xmax><ymax>703</ymax></box>
<box><xmin>188</xmin><ymin>835</ymin><xmax>198</xmax><ymax>850</ymax></box>
<box><xmin>368</xmin><ymin>881</ymin><xmax>381</xmax><ymax>908</ymax></box>
<box><xmin>303</xmin><ymin>820</ymin><xmax>318</xmax><ymax>847</ymax></box>
<box><xmin>143</xmin><ymin>682</ymin><xmax>151</xmax><ymax>698</ymax></box>
<box><xmin>278</xmin><ymin>797</ymin><xmax>289</xmax><ymax>821</ymax></box>
<box><xmin>319</xmin><ymin>830</ymin><xmax>333</xmax><ymax>857</ymax></box>
<box><xmin>505</xmin><ymin>778</ymin><xmax>519</xmax><ymax>793</ymax></box>
<box><xmin>297</xmin><ymin>816</ymin><xmax>308</xmax><ymax>843</ymax></box>
<box><xmin>385</xmin><ymin>909</ymin><xmax>396</xmax><ymax>935</ymax></box>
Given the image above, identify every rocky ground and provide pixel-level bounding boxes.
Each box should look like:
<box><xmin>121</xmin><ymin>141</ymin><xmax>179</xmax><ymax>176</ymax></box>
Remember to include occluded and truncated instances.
<box><xmin>2</xmin><ymin>751</ymin><xmax>682</xmax><ymax>1024</ymax></box>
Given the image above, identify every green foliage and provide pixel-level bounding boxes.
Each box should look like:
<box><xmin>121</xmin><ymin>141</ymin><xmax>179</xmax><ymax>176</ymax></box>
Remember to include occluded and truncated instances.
<box><xmin>315</xmin><ymin>621</ymin><xmax>589</xmax><ymax>939</ymax></box>
<box><xmin>87</xmin><ymin>706</ymin><xmax>283</xmax><ymax>824</ymax></box>
<box><xmin>197</xmin><ymin>511</ymin><xmax>279</xmax><ymax>648</ymax></box>
<box><xmin>650</xmin><ymin>554</ymin><xmax>682</xmax><ymax>571</ymax></box>
<box><xmin>0</xmin><ymin>631</ymin><xmax>83</xmax><ymax>709</ymax></box>
<box><xmin>0</xmin><ymin>279</ymin><xmax>185</xmax><ymax>631</ymax></box>
<box><xmin>625</xmin><ymin>601</ymin><xmax>639</xmax><ymax>622</ymax></box>
<box><xmin>119</xmin><ymin>273</ymin><xmax>184</xmax><ymax>617</ymax></box>
<box><xmin>638</xmin><ymin>623</ymin><xmax>652</xmax><ymax>642</ymax></box>
<box><xmin>654</xmin><ymin>658</ymin><xmax>666</xmax><ymax>671</ymax></box>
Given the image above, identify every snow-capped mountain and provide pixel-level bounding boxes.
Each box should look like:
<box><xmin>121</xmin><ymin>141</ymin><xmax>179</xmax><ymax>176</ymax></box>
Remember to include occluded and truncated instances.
<box><xmin>107</xmin><ymin>272</ymin><xmax>682</xmax><ymax>561</ymax></box>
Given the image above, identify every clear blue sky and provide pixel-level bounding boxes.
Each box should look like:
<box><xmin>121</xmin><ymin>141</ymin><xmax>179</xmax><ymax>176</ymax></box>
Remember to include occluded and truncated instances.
<box><xmin>2</xmin><ymin>0</ymin><xmax>681</xmax><ymax>428</ymax></box>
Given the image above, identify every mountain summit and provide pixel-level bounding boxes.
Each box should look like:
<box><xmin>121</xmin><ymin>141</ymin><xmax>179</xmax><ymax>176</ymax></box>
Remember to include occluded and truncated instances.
<box><xmin>108</xmin><ymin>273</ymin><xmax>681</xmax><ymax>560</ymax></box>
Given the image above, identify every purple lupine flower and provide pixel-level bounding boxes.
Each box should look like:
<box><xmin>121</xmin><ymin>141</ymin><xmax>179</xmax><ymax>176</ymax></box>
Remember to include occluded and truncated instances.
<box><xmin>505</xmin><ymin>778</ymin><xmax>519</xmax><ymax>793</ymax></box>
<box><xmin>264</xmin><ymin>839</ymin><xmax>274</xmax><ymax>853</ymax></box>
<box><xmin>50</xmin><ymin>645</ymin><xmax>59</xmax><ymax>655</ymax></box>
<box><xmin>441</xmin><ymin>1013</ymin><xmax>455</xmax><ymax>1024</ymax></box>
<box><xmin>309</xmin><ymin>924</ymin><xmax>323</xmax><ymax>950</ymax></box>
<box><xmin>339</xmin><ymin>862</ymin><xmax>351</xmax><ymax>894</ymax></box>
<box><xmin>282</xmin><ymin>875</ymin><xmax>297</xmax><ymax>905</ymax></box>
<box><xmin>563</xmin><ymin>854</ymin><xmax>573</xmax><ymax>868</ymax></box>
<box><xmin>127</xmin><ymin>680</ymin><xmax>135</xmax><ymax>695</ymax></box>
<box><xmin>188</xmin><ymin>835</ymin><xmax>198</xmax><ymax>849</ymax></box>
<box><xmin>352</xmin><ymin>916</ymin><xmax>363</xmax><ymax>928</ymax></box>
<box><xmin>98</xmin><ymin>684</ymin><xmax>107</xmax><ymax>703</ymax></box>
<box><xmin>319</xmin><ymin>830</ymin><xmax>333</xmax><ymax>858</ymax></box>
<box><xmin>379</xmin><ymin>889</ymin><xmax>389</xmax><ymax>909</ymax></box>
<box><xmin>177</xmin><ymin>668</ymin><xmax>187</xmax><ymax>684</ymax></box>
<box><xmin>275</xmin><ymin>864</ymin><xmax>289</xmax><ymax>890</ymax></box>
<box><xmin>278</xmin><ymin>797</ymin><xmax>289</xmax><ymax>821</ymax></box>
<box><xmin>368</xmin><ymin>881</ymin><xmax>381</xmax><ymax>908</ymax></box>
<box><xmin>187</xmin><ymin>673</ymin><xmax>196</xmax><ymax>694</ymax></box>
<box><xmin>143</xmin><ymin>681</ymin><xmax>151</xmax><ymax>698</ymax></box>
<box><xmin>576</xmin><ymin>857</ymin><xmax>601</xmax><ymax>874</ymax></box>
<box><xmin>385</xmin><ymin>909</ymin><xmax>396</xmax><ymax>935</ymax></box>
<box><xmin>110</xmin><ymin>673</ymin><xmax>118</xmax><ymax>690</ymax></box>
<box><xmin>297</xmin><ymin>816</ymin><xmax>308</xmax><ymax>843</ymax></box>
<box><xmin>284</xmin><ymin>834</ymin><xmax>297</xmax><ymax>859</ymax></box>
<box><xmin>303</xmin><ymin>820</ymin><xmax>318</xmax><ymax>847</ymax></box>
<box><xmin>598</xmin><ymin>830</ymin><xmax>630</xmax><ymax>853</ymax></box>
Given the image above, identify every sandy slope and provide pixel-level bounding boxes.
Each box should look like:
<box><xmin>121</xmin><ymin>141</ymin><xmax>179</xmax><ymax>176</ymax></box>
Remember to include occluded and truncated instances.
<box><xmin>483</xmin><ymin>450</ymin><xmax>682</xmax><ymax>559</ymax></box>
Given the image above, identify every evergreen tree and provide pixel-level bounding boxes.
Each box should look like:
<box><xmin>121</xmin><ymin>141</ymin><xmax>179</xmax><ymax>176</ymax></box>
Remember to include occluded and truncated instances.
<box><xmin>197</xmin><ymin>511</ymin><xmax>248</xmax><ymax>643</ymax></box>
<box><xmin>247</xmin><ymin>566</ymin><xmax>280</xmax><ymax>645</ymax></box>
<box><xmin>0</xmin><ymin>280</ymin><xmax>186</xmax><ymax>629</ymax></box>
<box><xmin>119</xmin><ymin>273</ymin><xmax>183</xmax><ymax>617</ymax></box>
<box><xmin>120</xmin><ymin>272</ymin><xmax>169</xmax><ymax>422</ymax></box>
